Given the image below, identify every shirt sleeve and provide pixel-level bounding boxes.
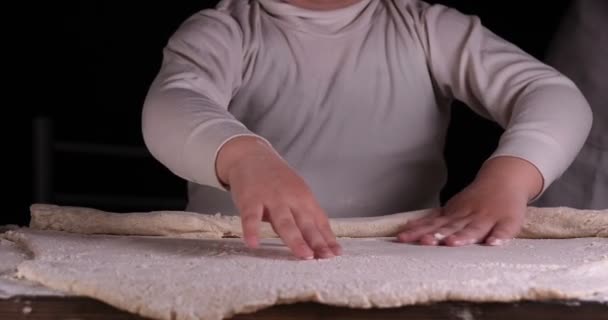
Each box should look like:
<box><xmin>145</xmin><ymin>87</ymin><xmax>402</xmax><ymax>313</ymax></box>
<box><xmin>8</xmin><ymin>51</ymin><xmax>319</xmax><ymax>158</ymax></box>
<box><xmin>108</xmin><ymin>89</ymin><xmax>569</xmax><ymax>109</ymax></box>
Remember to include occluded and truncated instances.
<box><xmin>413</xmin><ymin>3</ymin><xmax>593</xmax><ymax>198</ymax></box>
<box><xmin>142</xmin><ymin>10</ymin><xmax>270</xmax><ymax>191</ymax></box>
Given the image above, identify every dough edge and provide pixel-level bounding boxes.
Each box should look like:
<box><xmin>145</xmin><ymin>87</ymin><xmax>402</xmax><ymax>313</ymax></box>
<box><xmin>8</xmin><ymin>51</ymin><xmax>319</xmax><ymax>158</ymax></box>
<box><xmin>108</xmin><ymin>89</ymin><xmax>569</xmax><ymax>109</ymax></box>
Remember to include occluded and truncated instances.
<box><xmin>27</xmin><ymin>204</ymin><xmax>608</xmax><ymax>239</ymax></box>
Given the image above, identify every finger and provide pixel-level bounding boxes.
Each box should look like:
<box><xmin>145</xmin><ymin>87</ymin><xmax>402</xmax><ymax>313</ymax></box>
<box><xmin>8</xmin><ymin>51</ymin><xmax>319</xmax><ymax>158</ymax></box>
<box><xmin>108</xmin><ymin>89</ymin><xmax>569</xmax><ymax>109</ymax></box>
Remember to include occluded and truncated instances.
<box><xmin>418</xmin><ymin>233</ymin><xmax>441</xmax><ymax>246</ymax></box>
<box><xmin>444</xmin><ymin>218</ymin><xmax>496</xmax><ymax>246</ymax></box>
<box><xmin>486</xmin><ymin>219</ymin><xmax>520</xmax><ymax>246</ymax></box>
<box><xmin>292</xmin><ymin>209</ymin><xmax>334</xmax><ymax>259</ymax></box>
<box><xmin>397</xmin><ymin>216</ymin><xmax>451</xmax><ymax>243</ymax></box>
<box><xmin>315</xmin><ymin>213</ymin><xmax>342</xmax><ymax>256</ymax></box>
<box><xmin>418</xmin><ymin>217</ymin><xmax>471</xmax><ymax>246</ymax></box>
<box><xmin>307</xmin><ymin>202</ymin><xmax>341</xmax><ymax>255</ymax></box>
<box><xmin>240</xmin><ymin>204</ymin><xmax>264</xmax><ymax>248</ymax></box>
<box><xmin>269</xmin><ymin>207</ymin><xmax>314</xmax><ymax>260</ymax></box>
<box><xmin>402</xmin><ymin>208</ymin><xmax>465</xmax><ymax>245</ymax></box>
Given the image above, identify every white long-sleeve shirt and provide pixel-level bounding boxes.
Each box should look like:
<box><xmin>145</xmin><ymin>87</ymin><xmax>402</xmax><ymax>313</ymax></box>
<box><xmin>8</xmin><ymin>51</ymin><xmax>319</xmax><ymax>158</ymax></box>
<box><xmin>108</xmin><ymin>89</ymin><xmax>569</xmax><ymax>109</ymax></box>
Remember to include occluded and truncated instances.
<box><xmin>142</xmin><ymin>0</ymin><xmax>592</xmax><ymax>217</ymax></box>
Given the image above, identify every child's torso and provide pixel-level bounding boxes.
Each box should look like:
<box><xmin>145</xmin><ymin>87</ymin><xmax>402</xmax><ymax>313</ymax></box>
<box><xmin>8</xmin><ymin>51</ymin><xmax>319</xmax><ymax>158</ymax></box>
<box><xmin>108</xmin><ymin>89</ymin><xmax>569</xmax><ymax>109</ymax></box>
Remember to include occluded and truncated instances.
<box><xmin>188</xmin><ymin>0</ymin><xmax>452</xmax><ymax>217</ymax></box>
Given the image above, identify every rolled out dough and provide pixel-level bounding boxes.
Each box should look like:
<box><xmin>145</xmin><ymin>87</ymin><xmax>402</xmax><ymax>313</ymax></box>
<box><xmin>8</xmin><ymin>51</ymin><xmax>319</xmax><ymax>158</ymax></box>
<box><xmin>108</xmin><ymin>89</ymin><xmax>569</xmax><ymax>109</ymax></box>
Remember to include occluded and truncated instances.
<box><xmin>0</xmin><ymin>236</ymin><xmax>64</xmax><ymax>298</ymax></box>
<box><xmin>8</xmin><ymin>204</ymin><xmax>607</xmax><ymax>320</ymax></box>
<box><xmin>4</xmin><ymin>228</ymin><xmax>608</xmax><ymax>320</ymax></box>
<box><xmin>28</xmin><ymin>204</ymin><xmax>608</xmax><ymax>239</ymax></box>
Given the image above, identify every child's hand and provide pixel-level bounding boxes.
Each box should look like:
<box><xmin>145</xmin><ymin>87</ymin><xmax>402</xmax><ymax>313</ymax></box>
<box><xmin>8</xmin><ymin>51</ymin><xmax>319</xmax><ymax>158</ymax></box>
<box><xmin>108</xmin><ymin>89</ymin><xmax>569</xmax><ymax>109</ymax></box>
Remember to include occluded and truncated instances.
<box><xmin>397</xmin><ymin>180</ymin><xmax>527</xmax><ymax>246</ymax></box>
<box><xmin>216</xmin><ymin>136</ymin><xmax>341</xmax><ymax>260</ymax></box>
<box><xmin>397</xmin><ymin>156</ymin><xmax>543</xmax><ymax>246</ymax></box>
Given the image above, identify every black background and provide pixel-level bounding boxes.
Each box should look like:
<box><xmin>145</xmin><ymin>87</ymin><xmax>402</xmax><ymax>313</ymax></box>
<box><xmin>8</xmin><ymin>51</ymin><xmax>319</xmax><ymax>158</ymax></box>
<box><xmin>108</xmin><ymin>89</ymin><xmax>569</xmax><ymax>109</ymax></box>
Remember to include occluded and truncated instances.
<box><xmin>8</xmin><ymin>0</ymin><xmax>571</xmax><ymax>226</ymax></box>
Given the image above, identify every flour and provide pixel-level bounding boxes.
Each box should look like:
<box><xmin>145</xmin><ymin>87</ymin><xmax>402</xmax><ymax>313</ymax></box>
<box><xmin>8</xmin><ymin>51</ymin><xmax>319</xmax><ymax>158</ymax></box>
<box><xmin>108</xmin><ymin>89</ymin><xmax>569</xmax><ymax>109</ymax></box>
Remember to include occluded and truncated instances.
<box><xmin>2</xmin><ymin>203</ymin><xmax>606</xmax><ymax>319</ymax></box>
<box><xmin>0</xmin><ymin>238</ymin><xmax>64</xmax><ymax>298</ymax></box>
<box><xmin>4</xmin><ymin>229</ymin><xmax>608</xmax><ymax>320</ymax></box>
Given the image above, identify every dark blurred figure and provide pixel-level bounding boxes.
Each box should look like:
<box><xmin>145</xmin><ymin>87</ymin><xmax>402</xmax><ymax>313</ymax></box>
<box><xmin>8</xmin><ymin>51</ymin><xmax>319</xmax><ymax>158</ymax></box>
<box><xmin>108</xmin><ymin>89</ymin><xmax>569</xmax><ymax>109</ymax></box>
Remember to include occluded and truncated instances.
<box><xmin>534</xmin><ymin>0</ymin><xmax>607</xmax><ymax>209</ymax></box>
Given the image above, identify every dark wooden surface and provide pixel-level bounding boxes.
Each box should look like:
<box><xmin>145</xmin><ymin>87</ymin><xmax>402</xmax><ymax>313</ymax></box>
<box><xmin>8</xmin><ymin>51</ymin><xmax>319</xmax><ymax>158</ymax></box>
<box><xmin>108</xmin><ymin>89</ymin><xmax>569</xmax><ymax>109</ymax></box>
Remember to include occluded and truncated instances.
<box><xmin>2</xmin><ymin>296</ymin><xmax>607</xmax><ymax>320</ymax></box>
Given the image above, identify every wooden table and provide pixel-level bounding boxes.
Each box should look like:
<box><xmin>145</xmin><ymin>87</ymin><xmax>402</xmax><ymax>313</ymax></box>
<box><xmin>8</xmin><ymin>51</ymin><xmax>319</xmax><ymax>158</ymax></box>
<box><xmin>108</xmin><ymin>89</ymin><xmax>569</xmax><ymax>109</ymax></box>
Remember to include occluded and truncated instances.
<box><xmin>2</xmin><ymin>296</ymin><xmax>607</xmax><ymax>320</ymax></box>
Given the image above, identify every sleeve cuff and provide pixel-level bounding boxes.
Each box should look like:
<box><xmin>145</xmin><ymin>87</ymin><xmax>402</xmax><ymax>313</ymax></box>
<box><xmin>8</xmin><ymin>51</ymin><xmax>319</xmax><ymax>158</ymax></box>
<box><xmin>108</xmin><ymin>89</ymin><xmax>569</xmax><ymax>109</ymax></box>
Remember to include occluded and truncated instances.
<box><xmin>486</xmin><ymin>133</ymin><xmax>568</xmax><ymax>202</ymax></box>
<box><xmin>182</xmin><ymin>119</ymin><xmax>272</xmax><ymax>191</ymax></box>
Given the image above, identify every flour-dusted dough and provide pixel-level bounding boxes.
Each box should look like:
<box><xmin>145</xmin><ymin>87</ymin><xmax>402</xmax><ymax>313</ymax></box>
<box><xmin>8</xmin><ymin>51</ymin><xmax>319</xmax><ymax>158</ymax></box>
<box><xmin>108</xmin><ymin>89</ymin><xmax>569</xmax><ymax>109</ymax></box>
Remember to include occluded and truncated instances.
<box><xmin>0</xmin><ymin>235</ymin><xmax>64</xmax><ymax>298</ymax></box>
<box><xmin>5</xmin><ymin>228</ymin><xmax>608</xmax><ymax>320</ymax></box>
<box><xmin>29</xmin><ymin>204</ymin><xmax>608</xmax><ymax>239</ymax></box>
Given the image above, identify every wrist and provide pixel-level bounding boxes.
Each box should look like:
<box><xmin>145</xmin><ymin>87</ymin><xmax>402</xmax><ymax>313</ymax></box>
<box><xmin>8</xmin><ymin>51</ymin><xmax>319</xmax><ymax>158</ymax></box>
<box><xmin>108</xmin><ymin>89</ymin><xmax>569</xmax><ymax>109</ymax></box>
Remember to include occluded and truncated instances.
<box><xmin>216</xmin><ymin>136</ymin><xmax>278</xmax><ymax>186</ymax></box>
<box><xmin>474</xmin><ymin>156</ymin><xmax>544</xmax><ymax>202</ymax></box>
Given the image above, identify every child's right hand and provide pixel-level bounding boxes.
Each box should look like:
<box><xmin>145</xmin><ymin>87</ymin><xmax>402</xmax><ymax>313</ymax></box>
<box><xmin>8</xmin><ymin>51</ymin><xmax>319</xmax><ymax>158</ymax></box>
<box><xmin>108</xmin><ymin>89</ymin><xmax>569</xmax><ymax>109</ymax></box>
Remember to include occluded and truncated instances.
<box><xmin>216</xmin><ymin>136</ymin><xmax>341</xmax><ymax>260</ymax></box>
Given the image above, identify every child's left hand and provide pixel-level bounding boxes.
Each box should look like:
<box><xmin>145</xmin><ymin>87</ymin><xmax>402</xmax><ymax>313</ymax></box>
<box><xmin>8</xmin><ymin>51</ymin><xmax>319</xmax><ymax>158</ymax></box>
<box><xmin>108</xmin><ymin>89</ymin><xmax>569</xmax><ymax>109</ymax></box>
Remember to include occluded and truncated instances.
<box><xmin>397</xmin><ymin>156</ymin><xmax>543</xmax><ymax>246</ymax></box>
